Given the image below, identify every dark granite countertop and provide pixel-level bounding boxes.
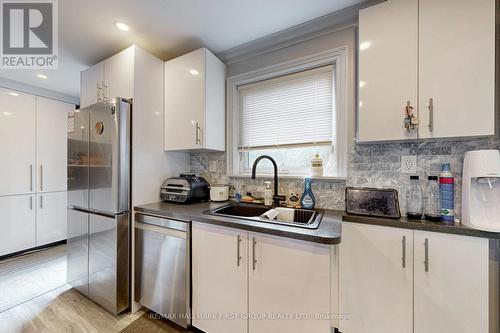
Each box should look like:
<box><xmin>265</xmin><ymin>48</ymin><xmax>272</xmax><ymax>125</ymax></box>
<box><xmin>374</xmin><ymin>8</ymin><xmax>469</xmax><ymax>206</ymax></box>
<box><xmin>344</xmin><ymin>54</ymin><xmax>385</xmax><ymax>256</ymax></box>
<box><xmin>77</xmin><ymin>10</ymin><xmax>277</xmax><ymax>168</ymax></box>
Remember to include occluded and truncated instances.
<box><xmin>134</xmin><ymin>201</ymin><xmax>342</xmax><ymax>245</ymax></box>
<box><xmin>342</xmin><ymin>214</ymin><xmax>500</xmax><ymax>239</ymax></box>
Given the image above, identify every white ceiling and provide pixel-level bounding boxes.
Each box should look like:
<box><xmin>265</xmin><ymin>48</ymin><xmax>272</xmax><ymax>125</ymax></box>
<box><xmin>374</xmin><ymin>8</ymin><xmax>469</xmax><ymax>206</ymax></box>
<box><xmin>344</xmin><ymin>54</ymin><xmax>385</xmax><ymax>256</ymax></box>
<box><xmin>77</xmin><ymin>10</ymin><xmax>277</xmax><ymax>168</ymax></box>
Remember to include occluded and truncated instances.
<box><xmin>0</xmin><ymin>0</ymin><xmax>364</xmax><ymax>99</ymax></box>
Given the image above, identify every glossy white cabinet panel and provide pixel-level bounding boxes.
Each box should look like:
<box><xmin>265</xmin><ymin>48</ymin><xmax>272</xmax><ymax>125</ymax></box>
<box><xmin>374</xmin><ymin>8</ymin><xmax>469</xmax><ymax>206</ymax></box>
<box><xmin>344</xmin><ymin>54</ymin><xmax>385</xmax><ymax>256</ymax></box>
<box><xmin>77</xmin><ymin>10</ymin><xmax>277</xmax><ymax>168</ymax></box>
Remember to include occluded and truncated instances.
<box><xmin>192</xmin><ymin>222</ymin><xmax>248</xmax><ymax>333</ymax></box>
<box><xmin>0</xmin><ymin>88</ymin><xmax>36</xmax><ymax>196</ymax></box>
<box><xmin>80</xmin><ymin>62</ymin><xmax>104</xmax><ymax>108</ymax></box>
<box><xmin>164</xmin><ymin>48</ymin><xmax>225</xmax><ymax>151</ymax></box>
<box><xmin>414</xmin><ymin>231</ymin><xmax>488</xmax><ymax>333</ymax></box>
<box><xmin>36</xmin><ymin>191</ymin><xmax>67</xmax><ymax>246</ymax></box>
<box><xmin>0</xmin><ymin>195</ymin><xmax>36</xmax><ymax>256</ymax></box>
<box><xmin>104</xmin><ymin>47</ymin><xmax>134</xmax><ymax>101</ymax></box>
<box><xmin>36</xmin><ymin>97</ymin><xmax>71</xmax><ymax>192</ymax></box>
<box><xmin>248</xmin><ymin>232</ymin><xmax>331</xmax><ymax>333</ymax></box>
<box><xmin>339</xmin><ymin>222</ymin><xmax>413</xmax><ymax>333</ymax></box>
<box><xmin>358</xmin><ymin>0</ymin><xmax>418</xmax><ymax>142</ymax></box>
<box><xmin>418</xmin><ymin>0</ymin><xmax>495</xmax><ymax>138</ymax></box>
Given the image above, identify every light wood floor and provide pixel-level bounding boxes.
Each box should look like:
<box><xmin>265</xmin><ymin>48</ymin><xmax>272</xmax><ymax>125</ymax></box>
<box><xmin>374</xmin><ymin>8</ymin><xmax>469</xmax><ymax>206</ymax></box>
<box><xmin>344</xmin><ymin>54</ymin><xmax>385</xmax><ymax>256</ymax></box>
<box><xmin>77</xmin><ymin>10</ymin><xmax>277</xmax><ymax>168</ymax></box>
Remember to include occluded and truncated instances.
<box><xmin>0</xmin><ymin>283</ymin><xmax>147</xmax><ymax>333</ymax></box>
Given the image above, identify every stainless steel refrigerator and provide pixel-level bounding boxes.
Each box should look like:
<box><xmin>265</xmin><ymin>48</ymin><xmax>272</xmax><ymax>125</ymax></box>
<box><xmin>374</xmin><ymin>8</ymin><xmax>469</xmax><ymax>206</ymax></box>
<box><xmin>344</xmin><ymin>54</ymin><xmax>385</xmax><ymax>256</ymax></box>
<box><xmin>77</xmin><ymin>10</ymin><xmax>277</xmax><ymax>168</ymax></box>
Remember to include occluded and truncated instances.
<box><xmin>67</xmin><ymin>98</ymin><xmax>131</xmax><ymax>314</ymax></box>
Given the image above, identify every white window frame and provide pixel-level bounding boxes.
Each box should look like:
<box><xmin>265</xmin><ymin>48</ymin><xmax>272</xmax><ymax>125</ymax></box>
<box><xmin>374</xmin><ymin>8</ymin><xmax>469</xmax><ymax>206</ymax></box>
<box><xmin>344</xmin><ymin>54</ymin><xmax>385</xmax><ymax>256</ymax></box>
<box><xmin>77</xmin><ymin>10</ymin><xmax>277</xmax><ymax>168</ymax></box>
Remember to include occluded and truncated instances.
<box><xmin>227</xmin><ymin>47</ymin><xmax>348</xmax><ymax>179</ymax></box>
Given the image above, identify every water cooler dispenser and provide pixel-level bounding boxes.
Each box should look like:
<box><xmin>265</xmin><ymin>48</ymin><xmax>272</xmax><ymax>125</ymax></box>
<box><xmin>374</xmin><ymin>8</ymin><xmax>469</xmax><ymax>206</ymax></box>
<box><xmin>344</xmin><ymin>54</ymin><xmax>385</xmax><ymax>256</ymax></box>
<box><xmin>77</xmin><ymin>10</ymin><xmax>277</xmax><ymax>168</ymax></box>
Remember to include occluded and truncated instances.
<box><xmin>462</xmin><ymin>149</ymin><xmax>500</xmax><ymax>232</ymax></box>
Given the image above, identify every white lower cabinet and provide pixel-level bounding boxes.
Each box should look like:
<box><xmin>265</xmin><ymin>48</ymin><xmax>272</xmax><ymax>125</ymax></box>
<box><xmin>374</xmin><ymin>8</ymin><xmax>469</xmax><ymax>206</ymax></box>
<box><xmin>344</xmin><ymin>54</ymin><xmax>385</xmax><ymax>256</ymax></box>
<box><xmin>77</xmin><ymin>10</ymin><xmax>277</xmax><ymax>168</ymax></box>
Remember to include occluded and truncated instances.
<box><xmin>413</xmin><ymin>231</ymin><xmax>489</xmax><ymax>333</ymax></box>
<box><xmin>0</xmin><ymin>195</ymin><xmax>36</xmax><ymax>256</ymax></box>
<box><xmin>339</xmin><ymin>222</ymin><xmax>489</xmax><ymax>333</ymax></box>
<box><xmin>339</xmin><ymin>222</ymin><xmax>413</xmax><ymax>333</ymax></box>
<box><xmin>36</xmin><ymin>191</ymin><xmax>67</xmax><ymax>246</ymax></box>
<box><xmin>192</xmin><ymin>222</ymin><xmax>332</xmax><ymax>333</ymax></box>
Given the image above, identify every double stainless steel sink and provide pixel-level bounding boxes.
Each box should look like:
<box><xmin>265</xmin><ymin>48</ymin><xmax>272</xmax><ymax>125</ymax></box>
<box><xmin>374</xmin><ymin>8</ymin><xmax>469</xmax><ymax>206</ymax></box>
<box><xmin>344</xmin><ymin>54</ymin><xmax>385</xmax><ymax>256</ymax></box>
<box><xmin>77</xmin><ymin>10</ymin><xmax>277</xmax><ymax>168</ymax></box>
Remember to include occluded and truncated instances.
<box><xmin>205</xmin><ymin>203</ymin><xmax>323</xmax><ymax>229</ymax></box>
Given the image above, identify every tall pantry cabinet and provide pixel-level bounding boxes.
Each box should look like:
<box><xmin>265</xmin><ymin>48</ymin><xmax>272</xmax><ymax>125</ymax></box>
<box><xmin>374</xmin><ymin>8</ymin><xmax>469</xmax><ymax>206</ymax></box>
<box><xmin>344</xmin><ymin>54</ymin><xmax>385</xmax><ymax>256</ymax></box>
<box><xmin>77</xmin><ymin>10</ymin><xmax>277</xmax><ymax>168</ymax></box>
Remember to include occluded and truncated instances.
<box><xmin>0</xmin><ymin>88</ymin><xmax>73</xmax><ymax>256</ymax></box>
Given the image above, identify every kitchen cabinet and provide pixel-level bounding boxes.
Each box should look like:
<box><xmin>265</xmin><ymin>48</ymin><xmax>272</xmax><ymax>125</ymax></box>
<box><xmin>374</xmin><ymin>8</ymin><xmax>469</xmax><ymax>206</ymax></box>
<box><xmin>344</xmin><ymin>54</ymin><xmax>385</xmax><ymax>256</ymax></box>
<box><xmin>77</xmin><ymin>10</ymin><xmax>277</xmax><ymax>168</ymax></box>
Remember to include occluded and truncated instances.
<box><xmin>358</xmin><ymin>0</ymin><xmax>495</xmax><ymax>141</ymax></box>
<box><xmin>339</xmin><ymin>222</ymin><xmax>413</xmax><ymax>333</ymax></box>
<box><xmin>192</xmin><ymin>222</ymin><xmax>248</xmax><ymax>333</ymax></box>
<box><xmin>36</xmin><ymin>97</ymin><xmax>71</xmax><ymax>192</ymax></box>
<box><xmin>164</xmin><ymin>48</ymin><xmax>225</xmax><ymax>151</ymax></box>
<box><xmin>80</xmin><ymin>47</ymin><xmax>134</xmax><ymax>108</ymax></box>
<box><xmin>249</xmin><ymin>232</ymin><xmax>331</xmax><ymax>333</ymax></box>
<box><xmin>0</xmin><ymin>88</ymin><xmax>36</xmax><ymax>196</ymax></box>
<box><xmin>0</xmin><ymin>194</ymin><xmax>36</xmax><ymax>256</ymax></box>
<box><xmin>36</xmin><ymin>191</ymin><xmax>67</xmax><ymax>246</ymax></box>
<box><xmin>339</xmin><ymin>222</ymin><xmax>489</xmax><ymax>333</ymax></box>
<box><xmin>414</xmin><ymin>231</ymin><xmax>488</xmax><ymax>333</ymax></box>
<box><xmin>192</xmin><ymin>222</ymin><xmax>332</xmax><ymax>333</ymax></box>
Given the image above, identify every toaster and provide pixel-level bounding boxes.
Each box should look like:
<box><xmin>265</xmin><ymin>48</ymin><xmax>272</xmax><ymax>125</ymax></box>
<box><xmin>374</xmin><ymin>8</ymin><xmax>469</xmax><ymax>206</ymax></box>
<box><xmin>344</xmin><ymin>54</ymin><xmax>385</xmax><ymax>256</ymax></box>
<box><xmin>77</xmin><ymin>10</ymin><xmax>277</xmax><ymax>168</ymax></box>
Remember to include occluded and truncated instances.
<box><xmin>160</xmin><ymin>173</ymin><xmax>209</xmax><ymax>203</ymax></box>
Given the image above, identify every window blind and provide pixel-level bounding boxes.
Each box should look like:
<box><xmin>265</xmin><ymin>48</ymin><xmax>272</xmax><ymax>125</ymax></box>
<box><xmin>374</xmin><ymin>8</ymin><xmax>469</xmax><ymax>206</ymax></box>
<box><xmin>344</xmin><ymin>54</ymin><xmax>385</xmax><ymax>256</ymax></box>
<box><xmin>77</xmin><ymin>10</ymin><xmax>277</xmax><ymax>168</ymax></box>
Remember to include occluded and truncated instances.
<box><xmin>238</xmin><ymin>65</ymin><xmax>335</xmax><ymax>149</ymax></box>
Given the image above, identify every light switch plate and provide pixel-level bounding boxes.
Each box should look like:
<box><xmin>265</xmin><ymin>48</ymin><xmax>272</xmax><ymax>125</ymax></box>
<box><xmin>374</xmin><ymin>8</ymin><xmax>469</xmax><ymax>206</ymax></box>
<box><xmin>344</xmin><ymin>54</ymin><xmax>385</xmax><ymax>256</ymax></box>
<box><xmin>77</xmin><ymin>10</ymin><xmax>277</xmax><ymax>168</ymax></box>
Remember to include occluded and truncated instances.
<box><xmin>209</xmin><ymin>161</ymin><xmax>218</xmax><ymax>173</ymax></box>
<box><xmin>401</xmin><ymin>155</ymin><xmax>417</xmax><ymax>174</ymax></box>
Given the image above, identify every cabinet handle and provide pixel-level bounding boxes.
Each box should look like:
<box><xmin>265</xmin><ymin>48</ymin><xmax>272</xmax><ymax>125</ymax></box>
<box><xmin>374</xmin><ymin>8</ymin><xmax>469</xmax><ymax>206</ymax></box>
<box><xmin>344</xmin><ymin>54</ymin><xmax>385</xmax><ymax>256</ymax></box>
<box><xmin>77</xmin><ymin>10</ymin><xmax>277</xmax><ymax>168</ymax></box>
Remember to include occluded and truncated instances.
<box><xmin>30</xmin><ymin>196</ymin><xmax>33</xmax><ymax>210</ymax></box>
<box><xmin>40</xmin><ymin>164</ymin><xmax>43</xmax><ymax>191</ymax></box>
<box><xmin>40</xmin><ymin>195</ymin><xmax>43</xmax><ymax>209</ymax></box>
<box><xmin>237</xmin><ymin>235</ymin><xmax>242</xmax><ymax>267</ymax></box>
<box><xmin>401</xmin><ymin>236</ymin><xmax>406</xmax><ymax>268</ymax></box>
<box><xmin>195</xmin><ymin>122</ymin><xmax>201</xmax><ymax>145</ymax></box>
<box><xmin>252</xmin><ymin>237</ymin><xmax>257</xmax><ymax>271</ymax></box>
<box><xmin>428</xmin><ymin>98</ymin><xmax>434</xmax><ymax>132</ymax></box>
<box><xmin>30</xmin><ymin>164</ymin><xmax>33</xmax><ymax>191</ymax></box>
<box><xmin>424</xmin><ymin>238</ymin><xmax>429</xmax><ymax>272</ymax></box>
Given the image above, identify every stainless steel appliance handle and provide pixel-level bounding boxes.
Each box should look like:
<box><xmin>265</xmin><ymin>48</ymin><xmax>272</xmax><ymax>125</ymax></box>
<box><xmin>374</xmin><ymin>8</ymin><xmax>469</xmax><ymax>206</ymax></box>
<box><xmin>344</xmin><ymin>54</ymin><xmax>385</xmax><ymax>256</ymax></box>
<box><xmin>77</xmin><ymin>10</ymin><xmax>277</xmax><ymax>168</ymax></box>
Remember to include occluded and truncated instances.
<box><xmin>428</xmin><ymin>98</ymin><xmax>434</xmax><ymax>132</ymax></box>
<box><xmin>30</xmin><ymin>196</ymin><xmax>33</xmax><ymax>210</ymax></box>
<box><xmin>402</xmin><ymin>236</ymin><xmax>406</xmax><ymax>268</ymax></box>
<box><xmin>163</xmin><ymin>186</ymin><xmax>191</xmax><ymax>191</ymax></box>
<box><xmin>40</xmin><ymin>195</ymin><xmax>43</xmax><ymax>209</ymax></box>
<box><xmin>424</xmin><ymin>238</ymin><xmax>429</xmax><ymax>272</ymax></box>
<box><xmin>252</xmin><ymin>237</ymin><xmax>257</xmax><ymax>270</ymax></box>
<box><xmin>195</xmin><ymin>122</ymin><xmax>201</xmax><ymax>145</ymax></box>
<box><xmin>30</xmin><ymin>164</ymin><xmax>33</xmax><ymax>191</ymax></box>
<box><xmin>135</xmin><ymin>222</ymin><xmax>187</xmax><ymax>239</ymax></box>
<box><xmin>237</xmin><ymin>235</ymin><xmax>242</xmax><ymax>267</ymax></box>
<box><xmin>40</xmin><ymin>164</ymin><xmax>43</xmax><ymax>191</ymax></box>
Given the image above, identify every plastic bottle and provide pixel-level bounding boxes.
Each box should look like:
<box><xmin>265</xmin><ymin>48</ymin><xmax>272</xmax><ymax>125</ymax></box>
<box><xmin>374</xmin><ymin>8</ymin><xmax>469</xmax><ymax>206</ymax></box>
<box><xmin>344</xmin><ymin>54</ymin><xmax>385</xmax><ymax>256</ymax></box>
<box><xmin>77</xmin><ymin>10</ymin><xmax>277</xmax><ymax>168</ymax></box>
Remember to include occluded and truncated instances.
<box><xmin>439</xmin><ymin>163</ymin><xmax>455</xmax><ymax>223</ymax></box>
<box><xmin>264</xmin><ymin>181</ymin><xmax>273</xmax><ymax>206</ymax></box>
<box><xmin>424</xmin><ymin>176</ymin><xmax>441</xmax><ymax>221</ymax></box>
<box><xmin>300</xmin><ymin>178</ymin><xmax>316</xmax><ymax>209</ymax></box>
<box><xmin>406</xmin><ymin>175</ymin><xmax>423</xmax><ymax>219</ymax></box>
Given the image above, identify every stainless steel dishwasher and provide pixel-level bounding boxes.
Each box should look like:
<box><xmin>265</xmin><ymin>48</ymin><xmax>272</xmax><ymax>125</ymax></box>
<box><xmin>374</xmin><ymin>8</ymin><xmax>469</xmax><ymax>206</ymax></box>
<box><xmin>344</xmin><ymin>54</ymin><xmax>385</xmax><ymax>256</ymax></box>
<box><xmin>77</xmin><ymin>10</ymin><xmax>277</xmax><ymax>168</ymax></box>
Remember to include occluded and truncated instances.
<box><xmin>134</xmin><ymin>213</ymin><xmax>191</xmax><ymax>328</ymax></box>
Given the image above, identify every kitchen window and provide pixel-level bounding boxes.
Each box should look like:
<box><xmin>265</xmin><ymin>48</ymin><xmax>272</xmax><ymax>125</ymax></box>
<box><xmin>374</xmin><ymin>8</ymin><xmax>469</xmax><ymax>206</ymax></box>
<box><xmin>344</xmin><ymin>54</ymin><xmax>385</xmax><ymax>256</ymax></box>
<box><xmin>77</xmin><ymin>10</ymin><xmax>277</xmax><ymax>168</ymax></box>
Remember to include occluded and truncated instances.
<box><xmin>227</xmin><ymin>49</ymin><xmax>348</xmax><ymax>178</ymax></box>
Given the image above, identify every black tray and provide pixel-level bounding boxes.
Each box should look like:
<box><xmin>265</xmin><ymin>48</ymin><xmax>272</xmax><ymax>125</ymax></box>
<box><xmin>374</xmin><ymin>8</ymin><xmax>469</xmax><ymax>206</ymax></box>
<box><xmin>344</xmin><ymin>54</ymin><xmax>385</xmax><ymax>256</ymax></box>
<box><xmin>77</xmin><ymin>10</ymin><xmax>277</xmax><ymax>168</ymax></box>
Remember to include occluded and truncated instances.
<box><xmin>345</xmin><ymin>187</ymin><xmax>401</xmax><ymax>219</ymax></box>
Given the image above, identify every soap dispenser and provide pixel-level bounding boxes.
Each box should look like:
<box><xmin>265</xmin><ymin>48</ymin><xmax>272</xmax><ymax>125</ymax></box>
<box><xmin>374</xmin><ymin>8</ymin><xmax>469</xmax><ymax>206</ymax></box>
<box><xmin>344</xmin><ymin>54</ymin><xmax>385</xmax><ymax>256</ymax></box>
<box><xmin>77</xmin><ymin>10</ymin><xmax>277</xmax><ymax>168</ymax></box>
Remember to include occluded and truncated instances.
<box><xmin>300</xmin><ymin>177</ymin><xmax>316</xmax><ymax>209</ymax></box>
<box><xmin>462</xmin><ymin>150</ymin><xmax>500</xmax><ymax>231</ymax></box>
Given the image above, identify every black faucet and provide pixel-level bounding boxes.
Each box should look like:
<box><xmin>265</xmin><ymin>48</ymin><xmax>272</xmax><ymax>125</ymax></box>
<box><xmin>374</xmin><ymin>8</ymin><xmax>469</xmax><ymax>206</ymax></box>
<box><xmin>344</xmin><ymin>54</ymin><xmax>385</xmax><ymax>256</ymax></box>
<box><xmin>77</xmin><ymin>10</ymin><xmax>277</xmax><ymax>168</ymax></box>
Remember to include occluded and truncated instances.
<box><xmin>251</xmin><ymin>155</ymin><xmax>286</xmax><ymax>206</ymax></box>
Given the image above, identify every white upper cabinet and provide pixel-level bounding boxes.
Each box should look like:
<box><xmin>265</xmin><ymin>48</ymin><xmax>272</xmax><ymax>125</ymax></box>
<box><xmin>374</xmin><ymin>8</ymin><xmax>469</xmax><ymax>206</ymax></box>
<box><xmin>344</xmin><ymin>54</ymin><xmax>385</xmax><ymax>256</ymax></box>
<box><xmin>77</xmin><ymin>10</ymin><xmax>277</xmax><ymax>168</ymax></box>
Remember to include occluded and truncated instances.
<box><xmin>36</xmin><ymin>97</ymin><xmax>71</xmax><ymax>192</ymax></box>
<box><xmin>81</xmin><ymin>61</ymin><xmax>104</xmax><ymax>108</ymax></box>
<box><xmin>164</xmin><ymin>48</ymin><xmax>226</xmax><ymax>151</ymax></box>
<box><xmin>358</xmin><ymin>0</ymin><xmax>418</xmax><ymax>142</ymax></box>
<box><xmin>358</xmin><ymin>0</ymin><xmax>496</xmax><ymax>142</ymax></box>
<box><xmin>0</xmin><ymin>88</ymin><xmax>36</xmax><ymax>196</ymax></box>
<box><xmin>413</xmin><ymin>231</ymin><xmax>489</xmax><ymax>333</ymax></box>
<box><xmin>418</xmin><ymin>0</ymin><xmax>495</xmax><ymax>138</ymax></box>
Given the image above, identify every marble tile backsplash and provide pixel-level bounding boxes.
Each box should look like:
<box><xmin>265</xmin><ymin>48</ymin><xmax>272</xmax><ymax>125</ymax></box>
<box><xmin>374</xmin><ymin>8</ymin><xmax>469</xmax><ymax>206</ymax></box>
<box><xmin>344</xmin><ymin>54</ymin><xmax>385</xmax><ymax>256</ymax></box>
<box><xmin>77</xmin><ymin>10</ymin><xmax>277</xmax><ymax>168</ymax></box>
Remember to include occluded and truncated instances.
<box><xmin>190</xmin><ymin>137</ymin><xmax>500</xmax><ymax>218</ymax></box>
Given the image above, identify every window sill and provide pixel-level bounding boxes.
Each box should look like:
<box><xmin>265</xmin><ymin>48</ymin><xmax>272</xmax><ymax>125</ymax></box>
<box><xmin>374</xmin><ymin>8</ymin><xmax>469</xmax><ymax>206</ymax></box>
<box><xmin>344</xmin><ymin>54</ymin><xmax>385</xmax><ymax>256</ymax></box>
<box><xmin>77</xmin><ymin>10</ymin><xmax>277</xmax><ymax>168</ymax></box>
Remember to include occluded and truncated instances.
<box><xmin>228</xmin><ymin>174</ymin><xmax>347</xmax><ymax>182</ymax></box>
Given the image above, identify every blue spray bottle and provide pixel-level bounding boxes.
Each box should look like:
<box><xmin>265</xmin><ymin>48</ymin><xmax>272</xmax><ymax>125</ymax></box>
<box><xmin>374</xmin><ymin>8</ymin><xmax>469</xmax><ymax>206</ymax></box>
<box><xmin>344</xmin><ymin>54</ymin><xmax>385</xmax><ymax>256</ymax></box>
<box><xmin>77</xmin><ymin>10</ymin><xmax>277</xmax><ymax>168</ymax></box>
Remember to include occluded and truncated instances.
<box><xmin>439</xmin><ymin>163</ymin><xmax>455</xmax><ymax>223</ymax></box>
<box><xmin>300</xmin><ymin>177</ymin><xmax>316</xmax><ymax>209</ymax></box>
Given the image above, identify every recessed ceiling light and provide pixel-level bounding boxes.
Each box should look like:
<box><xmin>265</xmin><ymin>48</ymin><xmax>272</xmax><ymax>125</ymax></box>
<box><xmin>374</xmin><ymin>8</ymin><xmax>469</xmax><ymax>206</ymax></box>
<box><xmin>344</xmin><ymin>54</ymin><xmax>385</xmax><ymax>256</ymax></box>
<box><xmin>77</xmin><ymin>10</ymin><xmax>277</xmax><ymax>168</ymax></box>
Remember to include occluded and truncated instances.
<box><xmin>37</xmin><ymin>74</ymin><xmax>48</xmax><ymax>79</ymax></box>
<box><xmin>3</xmin><ymin>111</ymin><xmax>12</xmax><ymax>116</ymax></box>
<box><xmin>189</xmin><ymin>69</ymin><xmax>199</xmax><ymax>76</ymax></box>
<box><xmin>9</xmin><ymin>92</ymin><xmax>19</xmax><ymax>96</ymax></box>
<box><xmin>359</xmin><ymin>41</ymin><xmax>371</xmax><ymax>51</ymax></box>
<box><xmin>115</xmin><ymin>21</ymin><xmax>130</xmax><ymax>31</ymax></box>
<box><xmin>359</xmin><ymin>81</ymin><xmax>367</xmax><ymax>88</ymax></box>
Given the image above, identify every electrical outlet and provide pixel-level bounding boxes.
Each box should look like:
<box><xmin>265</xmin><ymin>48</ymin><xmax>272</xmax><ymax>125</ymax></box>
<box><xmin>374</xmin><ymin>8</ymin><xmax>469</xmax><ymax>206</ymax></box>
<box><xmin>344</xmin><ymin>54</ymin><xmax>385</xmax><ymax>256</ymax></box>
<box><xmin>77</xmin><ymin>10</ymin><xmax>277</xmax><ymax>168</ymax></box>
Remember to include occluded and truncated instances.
<box><xmin>401</xmin><ymin>155</ymin><xmax>417</xmax><ymax>174</ymax></box>
<box><xmin>209</xmin><ymin>161</ymin><xmax>218</xmax><ymax>173</ymax></box>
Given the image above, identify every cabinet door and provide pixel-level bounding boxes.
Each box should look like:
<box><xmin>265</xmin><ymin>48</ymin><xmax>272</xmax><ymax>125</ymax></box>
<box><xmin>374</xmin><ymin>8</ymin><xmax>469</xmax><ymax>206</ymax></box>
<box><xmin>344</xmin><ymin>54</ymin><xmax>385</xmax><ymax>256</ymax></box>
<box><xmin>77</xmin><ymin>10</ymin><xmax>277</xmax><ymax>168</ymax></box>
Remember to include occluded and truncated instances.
<box><xmin>339</xmin><ymin>223</ymin><xmax>413</xmax><ymax>333</ymax></box>
<box><xmin>104</xmin><ymin>46</ymin><xmax>134</xmax><ymax>101</ymax></box>
<box><xmin>36</xmin><ymin>192</ymin><xmax>67</xmax><ymax>246</ymax></box>
<box><xmin>80</xmin><ymin>62</ymin><xmax>104</xmax><ymax>108</ymax></box>
<box><xmin>0</xmin><ymin>88</ymin><xmax>36</xmax><ymax>196</ymax></box>
<box><xmin>414</xmin><ymin>231</ymin><xmax>488</xmax><ymax>333</ymax></box>
<box><xmin>249</xmin><ymin>232</ymin><xmax>331</xmax><ymax>333</ymax></box>
<box><xmin>418</xmin><ymin>0</ymin><xmax>495</xmax><ymax>138</ymax></box>
<box><xmin>0</xmin><ymin>195</ymin><xmax>36</xmax><ymax>256</ymax></box>
<box><xmin>358</xmin><ymin>0</ymin><xmax>418</xmax><ymax>142</ymax></box>
<box><xmin>36</xmin><ymin>97</ymin><xmax>72</xmax><ymax>192</ymax></box>
<box><xmin>164</xmin><ymin>48</ymin><xmax>204</xmax><ymax>151</ymax></box>
<box><xmin>192</xmin><ymin>222</ymin><xmax>248</xmax><ymax>333</ymax></box>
